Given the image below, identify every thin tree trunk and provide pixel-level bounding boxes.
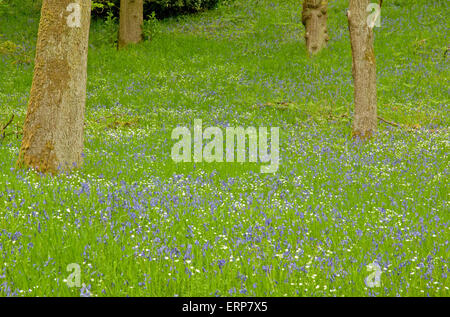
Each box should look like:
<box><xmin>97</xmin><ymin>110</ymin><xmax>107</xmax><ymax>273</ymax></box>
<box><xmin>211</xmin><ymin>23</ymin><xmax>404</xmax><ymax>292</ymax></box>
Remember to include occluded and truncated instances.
<box><xmin>347</xmin><ymin>0</ymin><xmax>377</xmax><ymax>139</ymax></box>
<box><xmin>118</xmin><ymin>0</ymin><xmax>143</xmax><ymax>49</ymax></box>
<box><xmin>17</xmin><ymin>0</ymin><xmax>91</xmax><ymax>174</ymax></box>
<box><xmin>302</xmin><ymin>0</ymin><xmax>329</xmax><ymax>55</ymax></box>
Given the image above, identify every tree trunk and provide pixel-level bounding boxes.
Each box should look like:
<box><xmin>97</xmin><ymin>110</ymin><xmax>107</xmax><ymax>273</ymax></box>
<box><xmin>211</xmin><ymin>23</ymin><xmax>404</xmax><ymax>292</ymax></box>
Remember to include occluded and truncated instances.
<box><xmin>347</xmin><ymin>0</ymin><xmax>377</xmax><ymax>139</ymax></box>
<box><xmin>17</xmin><ymin>0</ymin><xmax>91</xmax><ymax>174</ymax></box>
<box><xmin>118</xmin><ymin>0</ymin><xmax>143</xmax><ymax>49</ymax></box>
<box><xmin>302</xmin><ymin>0</ymin><xmax>329</xmax><ymax>55</ymax></box>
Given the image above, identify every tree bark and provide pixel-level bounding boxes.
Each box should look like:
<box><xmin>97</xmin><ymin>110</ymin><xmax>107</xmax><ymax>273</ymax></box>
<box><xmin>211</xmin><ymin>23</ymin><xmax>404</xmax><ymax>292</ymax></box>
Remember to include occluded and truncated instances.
<box><xmin>347</xmin><ymin>0</ymin><xmax>377</xmax><ymax>139</ymax></box>
<box><xmin>302</xmin><ymin>0</ymin><xmax>329</xmax><ymax>55</ymax></box>
<box><xmin>17</xmin><ymin>0</ymin><xmax>91</xmax><ymax>174</ymax></box>
<box><xmin>118</xmin><ymin>0</ymin><xmax>143</xmax><ymax>49</ymax></box>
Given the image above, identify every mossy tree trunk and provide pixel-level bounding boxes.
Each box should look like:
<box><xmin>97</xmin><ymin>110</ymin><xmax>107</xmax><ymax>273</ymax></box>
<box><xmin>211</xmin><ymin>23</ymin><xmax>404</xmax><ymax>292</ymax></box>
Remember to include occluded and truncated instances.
<box><xmin>302</xmin><ymin>0</ymin><xmax>329</xmax><ymax>55</ymax></box>
<box><xmin>347</xmin><ymin>0</ymin><xmax>378</xmax><ymax>139</ymax></box>
<box><xmin>118</xmin><ymin>0</ymin><xmax>143</xmax><ymax>49</ymax></box>
<box><xmin>17</xmin><ymin>0</ymin><xmax>91</xmax><ymax>174</ymax></box>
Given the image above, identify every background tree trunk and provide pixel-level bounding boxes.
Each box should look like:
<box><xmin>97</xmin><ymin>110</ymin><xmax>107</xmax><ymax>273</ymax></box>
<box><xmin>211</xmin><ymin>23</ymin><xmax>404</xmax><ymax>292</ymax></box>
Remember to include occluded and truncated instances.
<box><xmin>347</xmin><ymin>0</ymin><xmax>377</xmax><ymax>139</ymax></box>
<box><xmin>118</xmin><ymin>0</ymin><xmax>144</xmax><ymax>49</ymax></box>
<box><xmin>302</xmin><ymin>0</ymin><xmax>329</xmax><ymax>55</ymax></box>
<box><xmin>17</xmin><ymin>0</ymin><xmax>91</xmax><ymax>174</ymax></box>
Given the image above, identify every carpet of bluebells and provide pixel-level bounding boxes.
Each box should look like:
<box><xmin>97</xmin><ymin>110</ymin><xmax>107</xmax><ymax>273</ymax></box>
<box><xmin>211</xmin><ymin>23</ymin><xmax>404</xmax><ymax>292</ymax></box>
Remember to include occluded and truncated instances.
<box><xmin>0</xmin><ymin>0</ymin><xmax>449</xmax><ymax>296</ymax></box>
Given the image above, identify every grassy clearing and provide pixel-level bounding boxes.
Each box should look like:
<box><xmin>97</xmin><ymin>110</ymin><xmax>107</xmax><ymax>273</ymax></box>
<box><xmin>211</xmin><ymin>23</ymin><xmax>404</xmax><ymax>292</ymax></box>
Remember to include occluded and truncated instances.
<box><xmin>0</xmin><ymin>0</ymin><xmax>448</xmax><ymax>296</ymax></box>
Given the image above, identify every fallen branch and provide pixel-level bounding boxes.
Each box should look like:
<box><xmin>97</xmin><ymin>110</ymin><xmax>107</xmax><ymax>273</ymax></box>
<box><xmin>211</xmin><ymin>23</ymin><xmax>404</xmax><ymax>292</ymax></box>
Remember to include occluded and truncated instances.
<box><xmin>377</xmin><ymin>115</ymin><xmax>400</xmax><ymax>127</ymax></box>
<box><xmin>252</xmin><ymin>101</ymin><xmax>296</xmax><ymax>110</ymax></box>
<box><xmin>0</xmin><ymin>114</ymin><xmax>14</xmax><ymax>140</ymax></box>
<box><xmin>328</xmin><ymin>113</ymin><xmax>349</xmax><ymax>120</ymax></box>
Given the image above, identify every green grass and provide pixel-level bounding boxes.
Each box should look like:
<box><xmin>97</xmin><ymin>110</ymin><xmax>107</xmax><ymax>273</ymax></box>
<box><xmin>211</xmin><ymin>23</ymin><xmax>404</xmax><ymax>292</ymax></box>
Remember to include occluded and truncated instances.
<box><xmin>0</xmin><ymin>0</ymin><xmax>448</xmax><ymax>297</ymax></box>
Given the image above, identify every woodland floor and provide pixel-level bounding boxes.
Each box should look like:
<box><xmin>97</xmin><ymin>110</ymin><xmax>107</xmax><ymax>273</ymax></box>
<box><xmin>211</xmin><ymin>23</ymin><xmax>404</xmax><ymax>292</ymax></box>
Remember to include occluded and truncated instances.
<box><xmin>0</xmin><ymin>0</ymin><xmax>448</xmax><ymax>296</ymax></box>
